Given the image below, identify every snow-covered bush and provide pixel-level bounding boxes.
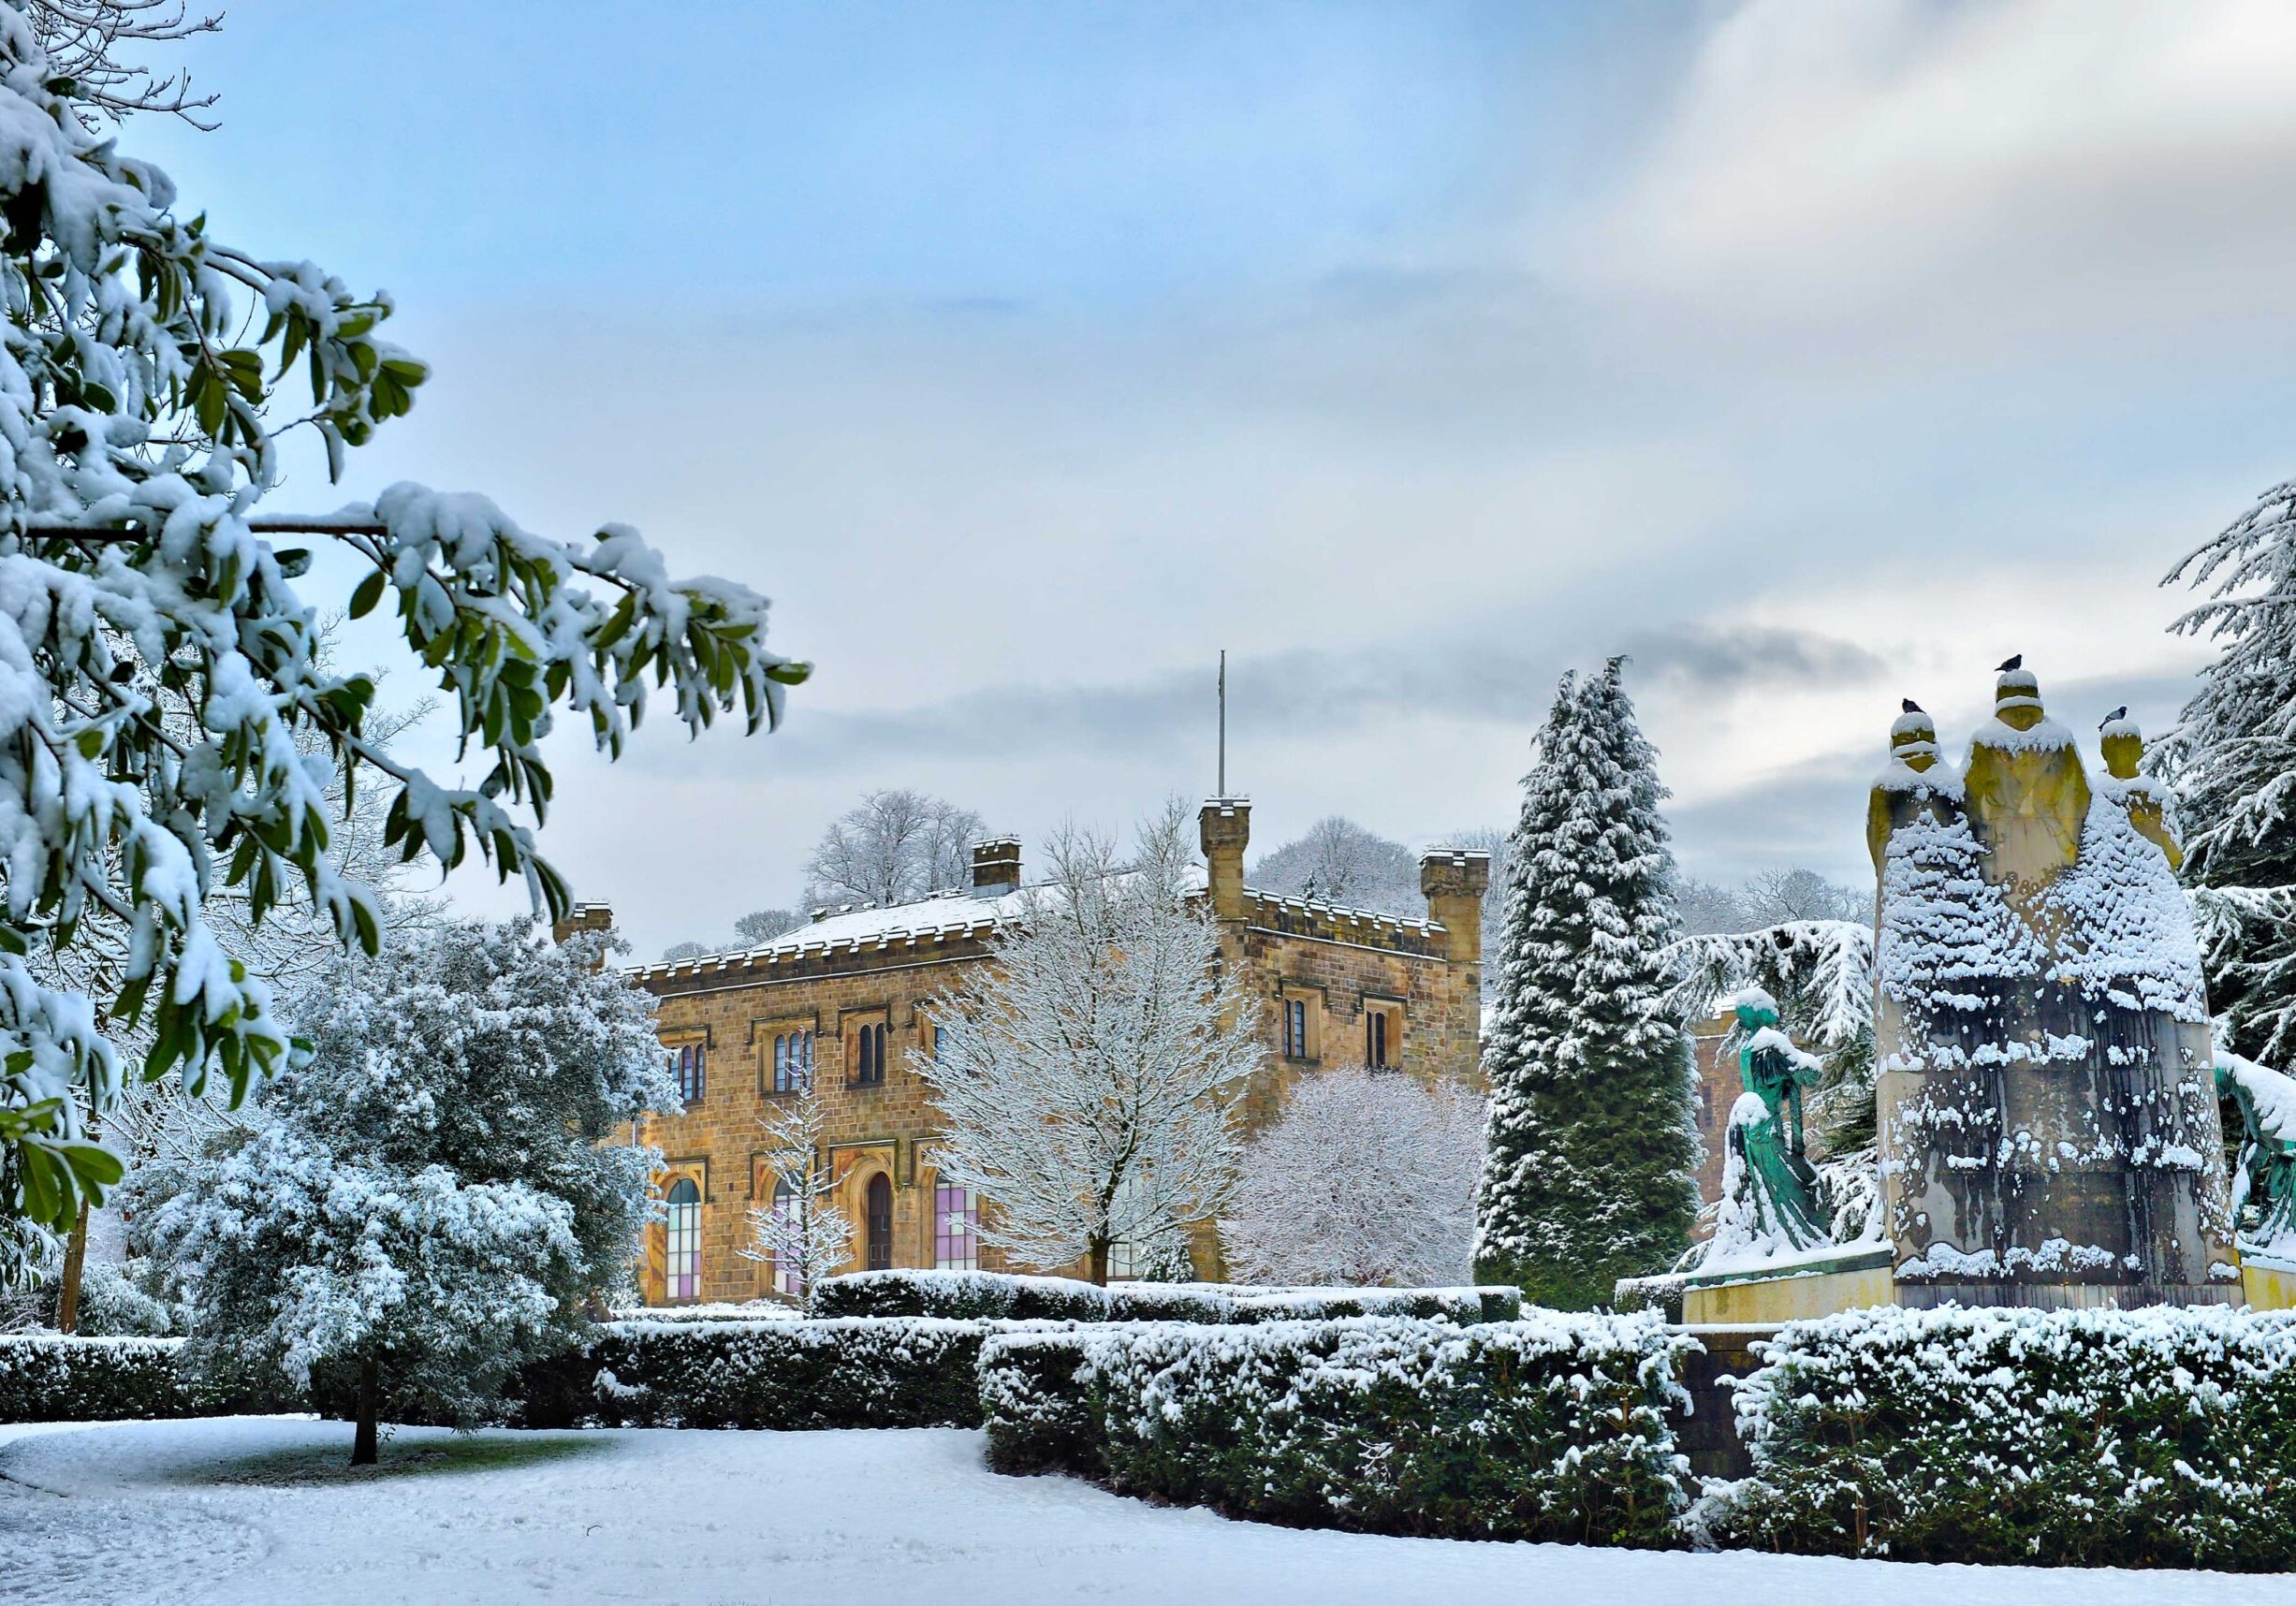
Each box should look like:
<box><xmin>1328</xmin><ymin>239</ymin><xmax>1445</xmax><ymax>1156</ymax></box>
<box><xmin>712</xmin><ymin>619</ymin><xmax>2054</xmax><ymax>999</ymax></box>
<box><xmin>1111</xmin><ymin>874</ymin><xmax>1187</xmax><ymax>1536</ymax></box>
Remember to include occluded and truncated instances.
<box><xmin>554</xmin><ymin>1317</ymin><xmax>1020</xmax><ymax>1431</ymax></box>
<box><xmin>603</xmin><ymin>1301</ymin><xmax>801</xmax><ymax>1325</ymax></box>
<box><xmin>1696</xmin><ymin>1305</ymin><xmax>2296</xmax><ymax>1570</ymax></box>
<box><xmin>812</xmin><ymin>1269</ymin><xmax>1518</xmax><ymax>1325</ymax></box>
<box><xmin>140</xmin><ymin>920</ymin><xmax>676</xmax><ymax>1463</ymax></box>
<box><xmin>978</xmin><ymin>1314</ymin><xmax>1692</xmax><ymax>1546</ymax></box>
<box><xmin>0</xmin><ymin>1333</ymin><xmax>283</xmax><ymax>1421</ymax></box>
<box><xmin>1220</xmin><ymin>1067</ymin><xmax>1482</xmax><ymax>1288</ymax></box>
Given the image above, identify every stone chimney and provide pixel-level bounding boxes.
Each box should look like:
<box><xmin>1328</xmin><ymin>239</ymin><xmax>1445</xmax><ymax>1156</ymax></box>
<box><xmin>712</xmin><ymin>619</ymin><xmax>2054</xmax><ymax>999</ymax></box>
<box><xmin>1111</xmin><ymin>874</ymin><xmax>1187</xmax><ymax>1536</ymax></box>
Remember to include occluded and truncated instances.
<box><xmin>1420</xmin><ymin>848</ymin><xmax>1491</xmax><ymax>966</ymax></box>
<box><xmin>1199</xmin><ymin>797</ymin><xmax>1250</xmax><ymax>924</ymax></box>
<box><xmin>971</xmin><ymin>836</ymin><xmax>1022</xmax><ymax>896</ymax></box>
<box><xmin>550</xmin><ymin>901</ymin><xmax>614</xmax><ymax>946</ymax></box>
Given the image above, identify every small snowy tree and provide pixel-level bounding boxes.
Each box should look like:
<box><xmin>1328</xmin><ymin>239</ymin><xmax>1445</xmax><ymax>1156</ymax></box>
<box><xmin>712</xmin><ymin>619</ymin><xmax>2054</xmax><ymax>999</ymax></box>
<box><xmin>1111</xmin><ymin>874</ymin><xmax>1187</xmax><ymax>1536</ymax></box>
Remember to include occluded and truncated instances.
<box><xmin>140</xmin><ymin>921</ymin><xmax>675</xmax><ymax>1464</ymax></box>
<box><xmin>1221</xmin><ymin>1068</ymin><xmax>1483</xmax><ymax>1287</ymax></box>
<box><xmin>739</xmin><ymin>1069</ymin><xmax>851</xmax><ymax>1307</ymax></box>
<box><xmin>1250</xmin><ymin>816</ymin><xmax>1424</xmax><ymax>915</ymax></box>
<box><xmin>1474</xmin><ymin>659</ymin><xmax>1698</xmax><ymax>1309</ymax></box>
<box><xmin>0</xmin><ymin>12</ymin><xmax>804</xmax><ymax>1274</ymax></box>
<box><xmin>919</xmin><ymin>802</ymin><xmax>1263</xmax><ymax>1285</ymax></box>
<box><xmin>2163</xmin><ymin>481</ymin><xmax>2296</xmax><ymax>1064</ymax></box>
<box><xmin>804</xmin><ymin>789</ymin><xmax>984</xmax><ymax>908</ymax></box>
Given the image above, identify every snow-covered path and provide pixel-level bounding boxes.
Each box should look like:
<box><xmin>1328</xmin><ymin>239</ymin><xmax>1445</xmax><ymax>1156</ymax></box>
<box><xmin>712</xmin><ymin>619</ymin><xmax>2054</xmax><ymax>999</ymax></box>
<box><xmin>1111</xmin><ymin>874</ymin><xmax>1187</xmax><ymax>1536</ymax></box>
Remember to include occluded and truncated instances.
<box><xmin>7</xmin><ymin>1418</ymin><xmax>2296</xmax><ymax>1606</ymax></box>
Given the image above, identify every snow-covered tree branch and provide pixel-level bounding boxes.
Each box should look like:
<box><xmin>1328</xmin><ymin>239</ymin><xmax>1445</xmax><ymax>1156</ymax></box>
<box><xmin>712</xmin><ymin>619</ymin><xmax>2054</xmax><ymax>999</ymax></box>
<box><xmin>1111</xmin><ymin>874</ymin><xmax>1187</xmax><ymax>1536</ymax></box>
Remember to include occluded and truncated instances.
<box><xmin>804</xmin><ymin>789</ymin><xmax>983</xmax><ymax>908</ymax></box>
<box><xmin>918</xmin><ymin>801</ymin><xmax>1263</xmax><ymax>1285</ymax></box>
<box><xmin>0</xmin><ymin>8</ymin><xmax>805</xmax><ymax>1264</ymax></box>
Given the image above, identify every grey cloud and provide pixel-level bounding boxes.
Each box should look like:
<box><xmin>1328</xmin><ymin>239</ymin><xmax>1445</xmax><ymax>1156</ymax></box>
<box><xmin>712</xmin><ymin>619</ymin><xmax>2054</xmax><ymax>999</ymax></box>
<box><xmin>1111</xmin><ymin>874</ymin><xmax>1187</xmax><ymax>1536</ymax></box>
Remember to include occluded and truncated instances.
<box><xmin>754</xmin><ymin>622</ymin><xmax>1887</xmax><ymax>776</ymax></box>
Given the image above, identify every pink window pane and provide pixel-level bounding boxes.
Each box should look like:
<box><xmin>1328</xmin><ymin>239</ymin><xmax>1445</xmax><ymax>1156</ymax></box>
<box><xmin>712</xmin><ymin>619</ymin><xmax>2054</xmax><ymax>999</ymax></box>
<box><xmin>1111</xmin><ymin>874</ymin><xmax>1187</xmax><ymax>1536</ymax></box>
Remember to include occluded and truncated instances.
<box><xmin>934</xmin><ymin>1181</ymin><xmax>978</xmax><ymax>1271</ymax></box>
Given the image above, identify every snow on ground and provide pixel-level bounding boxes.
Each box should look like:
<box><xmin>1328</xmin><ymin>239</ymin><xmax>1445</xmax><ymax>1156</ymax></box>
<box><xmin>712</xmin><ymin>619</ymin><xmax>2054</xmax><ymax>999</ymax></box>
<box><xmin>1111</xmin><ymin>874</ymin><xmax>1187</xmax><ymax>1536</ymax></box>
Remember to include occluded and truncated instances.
<box><xmin>7</xmin><ymin>1418</ymin><xmax>2296</xmax><ymax>1606</ymax></box>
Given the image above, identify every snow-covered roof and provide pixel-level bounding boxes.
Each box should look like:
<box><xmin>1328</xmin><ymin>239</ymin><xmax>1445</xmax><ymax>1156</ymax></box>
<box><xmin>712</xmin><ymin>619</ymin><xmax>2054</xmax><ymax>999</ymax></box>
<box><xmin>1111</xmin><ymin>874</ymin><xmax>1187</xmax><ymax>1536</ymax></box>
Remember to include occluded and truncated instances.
<box><xmin>628</xmin><ymin>860</ymin><xmax>1444</xmax><ymax>983</ymax></box>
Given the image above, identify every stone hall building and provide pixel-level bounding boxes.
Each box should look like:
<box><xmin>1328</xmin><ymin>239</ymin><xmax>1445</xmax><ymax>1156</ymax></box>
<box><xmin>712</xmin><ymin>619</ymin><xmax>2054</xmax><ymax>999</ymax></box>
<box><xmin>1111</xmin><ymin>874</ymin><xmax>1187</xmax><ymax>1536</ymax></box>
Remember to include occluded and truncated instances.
<box><xmin>567</xmin><ymin>798</ymin><xmax>1488</xmax><ymax>1306</ymax></box>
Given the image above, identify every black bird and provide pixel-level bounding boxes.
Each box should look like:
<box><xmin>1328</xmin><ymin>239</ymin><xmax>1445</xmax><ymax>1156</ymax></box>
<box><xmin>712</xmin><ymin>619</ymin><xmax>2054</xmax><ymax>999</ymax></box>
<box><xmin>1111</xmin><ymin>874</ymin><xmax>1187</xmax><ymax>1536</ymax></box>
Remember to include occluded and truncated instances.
<box><xmin>1997</xmin><ymin>653</ymin><xmax>2024</xmax><ymax>673</ymax></box>
<box><xmin>2100</xmin><ymin>706</ymin><xmax>2128</xmax><ymax>729</ymax></box>
<box><xmin>1901</xmin><ymin>698</ymin><xmax>1923</xmax><ymax>714</ymax></box>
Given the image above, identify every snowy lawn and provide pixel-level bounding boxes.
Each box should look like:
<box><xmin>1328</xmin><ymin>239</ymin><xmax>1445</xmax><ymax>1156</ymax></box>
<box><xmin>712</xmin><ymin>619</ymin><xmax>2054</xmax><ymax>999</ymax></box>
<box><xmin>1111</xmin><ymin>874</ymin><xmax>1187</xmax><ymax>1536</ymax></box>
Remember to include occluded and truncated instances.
<box><xmin>8</xmin><ymin>1418</ymin><xmax>2296</xmax><ymax>1606</ymax></box>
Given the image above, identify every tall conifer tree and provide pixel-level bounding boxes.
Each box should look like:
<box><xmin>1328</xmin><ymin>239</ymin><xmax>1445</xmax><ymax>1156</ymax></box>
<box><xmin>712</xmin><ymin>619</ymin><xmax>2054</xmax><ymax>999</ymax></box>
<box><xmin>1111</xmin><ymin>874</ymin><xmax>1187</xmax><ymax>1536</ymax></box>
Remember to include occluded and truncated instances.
<box><xmin>1474</xmin><ymin>658</ymin><xmax>1697</xmax><ymax>1308</ymax></box>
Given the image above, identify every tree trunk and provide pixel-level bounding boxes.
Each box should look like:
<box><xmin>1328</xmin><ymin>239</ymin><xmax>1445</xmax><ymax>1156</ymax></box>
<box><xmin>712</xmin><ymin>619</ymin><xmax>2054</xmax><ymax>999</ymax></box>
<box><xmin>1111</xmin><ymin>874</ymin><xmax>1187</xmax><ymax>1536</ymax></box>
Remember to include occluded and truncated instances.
<box><xmin>55</xmin><ymin>1203</ymin><xmax>89</xmax><ymax>1335</ymax></box>
<box><xmin>351</xmin><ymin>1354</ymin><xmax>380</xmax><ymax>1467</ymax></box>
<box><xmin>1088</xmin><ymin>1237</ymin><xmax>1109</xmax><ymax>1287</ymax></box>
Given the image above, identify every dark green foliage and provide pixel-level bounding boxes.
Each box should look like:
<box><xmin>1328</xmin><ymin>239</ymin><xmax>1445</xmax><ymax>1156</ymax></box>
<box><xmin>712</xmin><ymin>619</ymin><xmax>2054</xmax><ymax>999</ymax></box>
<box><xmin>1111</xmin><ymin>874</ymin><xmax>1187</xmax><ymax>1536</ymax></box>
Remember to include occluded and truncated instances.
<box><xmin>812</xmin><ymin>1269</ymin><xmax>1519</xmax><ymax>1324</ymax></box>
<box><xmin>978</xmin><ymin>1315</ymin><xmax>1693</xmax><ymax>1547</ymax></box>
<box><xmin>543</xmin><ymin>1317</ymin><xmax>1012</xmax><ymax>1431</ymax></box>
<box><xmin>1476</xmin><ymin>660</ymin><xmax>1698</xmax><ymax>1309</ymax></box>
<box><xmin>0</xmin><ymin>1336</ymin><xmax>285</xmax><ymax>1422</ymax></box>
<box><xmin>1700</xmin><ymin>1305</ymin><xmax>2296</xmax><ymax>1570</ymax></box>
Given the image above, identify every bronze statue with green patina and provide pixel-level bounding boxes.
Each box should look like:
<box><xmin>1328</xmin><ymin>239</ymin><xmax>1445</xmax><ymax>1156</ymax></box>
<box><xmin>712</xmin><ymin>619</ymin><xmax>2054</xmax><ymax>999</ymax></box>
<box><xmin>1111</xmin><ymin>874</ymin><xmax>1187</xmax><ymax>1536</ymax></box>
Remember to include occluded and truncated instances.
<box><xmin>1722</xmin><ymin>991</ymin><xmax>1828</xmax><ymax>1252</ymax></box>
<box><xmin>2216</xmin><ymin>1051</ymin><xmax>2296</xmax><ymax>1253</ymax></box>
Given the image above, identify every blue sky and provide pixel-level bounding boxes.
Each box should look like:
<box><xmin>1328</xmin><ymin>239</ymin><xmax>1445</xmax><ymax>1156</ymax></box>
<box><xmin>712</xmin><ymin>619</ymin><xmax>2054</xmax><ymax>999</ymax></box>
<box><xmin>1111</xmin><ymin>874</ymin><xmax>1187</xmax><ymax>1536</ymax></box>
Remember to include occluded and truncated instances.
<box><xmin>118</xmin><ymin>2</ymin><xmax>2296</xmax><ymax>952</ymax></box>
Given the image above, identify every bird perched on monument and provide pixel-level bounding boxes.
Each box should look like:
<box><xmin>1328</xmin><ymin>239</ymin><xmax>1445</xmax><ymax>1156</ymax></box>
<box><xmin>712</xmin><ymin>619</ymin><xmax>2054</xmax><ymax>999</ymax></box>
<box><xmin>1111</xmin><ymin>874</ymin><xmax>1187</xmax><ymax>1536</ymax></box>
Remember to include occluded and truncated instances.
<box><xmin>1997</xmin><ymin>653</ymin><xmax>2024</xmax><ymax>673</ymax></box>
<box><xmin>2101</xmin><ymin>706</ymin><xmax>2128</xmax><ymax>728</ymax></box>
<box><xmin>1901</xmin><ymin>698</ymin><xmax>1923</xmax><ymax>713</ymax></box>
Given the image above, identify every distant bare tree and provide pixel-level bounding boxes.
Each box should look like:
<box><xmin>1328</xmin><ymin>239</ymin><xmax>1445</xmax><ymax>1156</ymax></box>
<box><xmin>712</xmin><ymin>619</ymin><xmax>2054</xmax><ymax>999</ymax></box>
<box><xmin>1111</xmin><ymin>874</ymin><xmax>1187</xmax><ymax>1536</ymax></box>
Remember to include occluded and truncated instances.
<box><xmin>1250</xmin><ymin>817</ymin><xmax>1422</xmax><ymax>915</ymax></box>
<box><xmin>1675</xmin><ymin>877</ymin><xmax>1753</xmax><ymax>935</ymax></box>
<box><xmin>804</xmin><ymin>790</ymin><xmax>985</xmax><ymax>908</ymax></box>
<box><xmin>733</xmin><ymin>908</ymin><xmax>802</xmax><ymax>946</ymax></box>
<box><xmin>1741</xmin><ymin>868</ymin><xmax>1863</xmax><ymax>926</ymax></box>
<box><xmin>661</xmin><ymin>941</ymin><xmax>709</xmax><ymax>963</ymax></box>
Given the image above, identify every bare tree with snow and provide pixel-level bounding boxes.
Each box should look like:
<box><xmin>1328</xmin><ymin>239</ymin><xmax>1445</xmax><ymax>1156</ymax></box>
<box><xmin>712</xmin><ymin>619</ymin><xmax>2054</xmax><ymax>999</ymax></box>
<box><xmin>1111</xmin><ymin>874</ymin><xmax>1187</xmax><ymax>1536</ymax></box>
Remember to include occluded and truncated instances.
<box><xmin>1740</xmin><ymin>868</ymin><xmax>1863</xmax><ymax>926</ymax></box>
<box><xmin>739</xmin><ymin>1070</ymin><xmax>852</xmax><ymax>1307</ymax></box>
<box><xmin>1221</xmin><ymin>1068</ymin><xmax>1483</xmax><ymax>1287</ymax></box>
<box><xmin>1250</xmin><ymin>816</ymin><xmax>1423</xmax><ymax>915</ymax></box>
<box><xmin>918</xmin><ymin>801</ymin><xmax>1264</xmax><ymax>1285</ymax></box>
<box><xmin>805</xmin><ymin>790</ymin><xmax>986</xmax><ymax>908</ymax></box>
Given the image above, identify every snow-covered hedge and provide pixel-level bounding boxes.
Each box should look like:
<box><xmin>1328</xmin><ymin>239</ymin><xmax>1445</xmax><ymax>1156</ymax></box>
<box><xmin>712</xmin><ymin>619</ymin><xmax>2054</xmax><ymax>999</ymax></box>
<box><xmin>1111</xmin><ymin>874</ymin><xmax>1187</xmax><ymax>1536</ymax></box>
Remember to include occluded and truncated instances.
<box><xmin>978</xmin><ymin>1314</ymin><xmax>1693</xmax><ymax>1546</ymax></box>
<box><xmin>519</xmin><ymin>1317</ymin><xmax>1031</xmax><ymax>1431</ymax></box>
<box><xmin>1695</xmin><ymin>1305</ymin><xmax>2296</xmax><ymax>1570</ymax></box>
<box><xmin>603</xmin><ymin>1301</ymin><xmax>802</xmax><ymax>1324</ymax></box>
<box><xmin>0</xmin><ymin>1336</ymin><xmax>281</xmax><ymax>1422</ymax></box>
<box><xmin>812</xmin><ymin>1270</ymin><xmax>1519</xmax><ymax>1325</ymax></box>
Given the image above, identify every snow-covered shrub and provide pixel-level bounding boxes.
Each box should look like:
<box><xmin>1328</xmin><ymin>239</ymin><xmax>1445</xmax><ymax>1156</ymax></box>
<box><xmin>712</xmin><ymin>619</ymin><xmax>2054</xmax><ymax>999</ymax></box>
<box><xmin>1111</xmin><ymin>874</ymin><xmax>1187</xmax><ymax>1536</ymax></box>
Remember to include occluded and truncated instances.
<box><xmin>812</xmin><ymin>1269</ymin><xmax>1518</xmax><ymax>1325</ymax></box>
<box><xmin>564</xmin><ymin>1317</ymin><xmax>1022</xmax><ymax>1431</ymax></box>
<box><xmin>978</xmin><ymin>1314</ymin><xmax>1692</xmax><ymax>1546</ymax></box>
<box><xmin>602</xmin><ymin>1301</ymin><xmax>801</xmax><ymax>1324</ymax></box>
<box><xmin>0</xmin><ymin>1335</ymin><xmax>284</xmax><ymax>1421</ymax></box>
<box><xmin>142</xmin><ymin>921</ymin><xmax>677</xmax><ymax>1463</ymax></box>
<box><xmin>1221</xmin><ymin>1066</ymin><xmax>1482</xmax><ymax>1287</ymax></box>
<box><xmin>1696</xmin><ymin>1305</ymin><xmax>2296</xmax><ymax>1570</ymax></box>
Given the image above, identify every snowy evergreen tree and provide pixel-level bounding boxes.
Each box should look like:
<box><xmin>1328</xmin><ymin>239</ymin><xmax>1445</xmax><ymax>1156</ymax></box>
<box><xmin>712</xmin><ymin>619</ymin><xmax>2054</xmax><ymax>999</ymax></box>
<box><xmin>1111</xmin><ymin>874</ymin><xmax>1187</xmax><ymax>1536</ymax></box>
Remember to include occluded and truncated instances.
<box><xmin>919</xmin><ymin>802</ymin><xmax>1263</xmax><ymax>1285</ymax></box>
<box><xmin>2163</xmin><ymin>481</ymin><xmax>2296</xmax><ymax>1064</ymax></box>
<box><xmin>1473</xmin><ymin>659</ymin><xmax>1697</xmax><ymax>1309</ymax></box>
<box><xmin>0</xmin><ymin>10</ymin><xmax>803</xmax><ymax>1275</ymax></box>
<box><xmin>1221</xmin><ymin>1068</ymin><xmax>1483</xmax><ymax>1287</ymax></box>
<box><xmin>139</xmin><ymin>921</ymin><xmax>676</xmax><ymax>1464</ymax></box>
<box><xmin>739</xmin><ymin>1067</ymin><xmax>851</xmax><ymax>1307</ymax></box>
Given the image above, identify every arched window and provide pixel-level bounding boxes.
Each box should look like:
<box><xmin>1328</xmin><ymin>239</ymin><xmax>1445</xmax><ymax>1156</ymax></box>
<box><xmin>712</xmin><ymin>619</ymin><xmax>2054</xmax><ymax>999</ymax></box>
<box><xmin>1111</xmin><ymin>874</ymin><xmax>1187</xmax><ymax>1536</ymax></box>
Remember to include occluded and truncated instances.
<box><xmin>771</xmin><ymin>1177</ymin><xmax>801</xmax><ymax>1296</ymax></box>
<box><xmin>865</xmin><ymin>1173</ymin><xmax>893</xmax><ymax>1271</ymax></box>
<box><xmin>933</xmin><ymin>1177</ymin><xmax>978</xmax><ymax>1271</ymax></box>
<box><xmin>775</xmin><ymin>1030</ymin><xmax>812</xmax><ymax>1094</ymax></box>
<box><xmin>673</xmin><ymin>1043</ymin><xmax>705</xmax><ymax>1104</ymax></box>
<box><xmin>855</xmin><ymin>1022</ymin><xmax>886</xmax><ymax>1086</ymax></box>
<box><xmin>665</xmin><ymin>1177</ymin><xmax>702</xmax><ymax>1303</ymax></box>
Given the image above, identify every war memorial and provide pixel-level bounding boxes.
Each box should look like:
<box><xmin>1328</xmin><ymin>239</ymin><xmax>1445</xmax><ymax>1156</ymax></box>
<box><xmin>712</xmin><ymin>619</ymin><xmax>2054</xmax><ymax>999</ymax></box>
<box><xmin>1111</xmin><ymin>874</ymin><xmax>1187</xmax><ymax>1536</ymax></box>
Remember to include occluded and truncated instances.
<box><xmin>1682</xmin><ymin>661</ymin><xmax>2296</xmax><ymax>1325</ymax></box>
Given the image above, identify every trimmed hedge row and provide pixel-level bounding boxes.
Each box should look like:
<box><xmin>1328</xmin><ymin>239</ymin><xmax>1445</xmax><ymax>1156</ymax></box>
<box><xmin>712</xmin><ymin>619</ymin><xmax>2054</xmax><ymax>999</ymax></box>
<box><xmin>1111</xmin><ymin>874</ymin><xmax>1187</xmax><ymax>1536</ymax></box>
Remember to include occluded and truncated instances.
<box><xmin>813</xmin><ymin>1270</ymin><xmax>1521</xmax><ymax>1325</ymax></box>
<box><xmin>1693</xmin><ymin>1305</ymin><xmax>2296</xmax><ymax>1570</ymax></box>
<box><xmin>0</xmin><ymin>1336</ymin><xmax>285</xmax><ymax>1422</ymax></box>
<box><xmin>978</xmin><ymin>1314</ymin><xmax>1693</xmax><ymax>1547</ymax></box>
